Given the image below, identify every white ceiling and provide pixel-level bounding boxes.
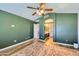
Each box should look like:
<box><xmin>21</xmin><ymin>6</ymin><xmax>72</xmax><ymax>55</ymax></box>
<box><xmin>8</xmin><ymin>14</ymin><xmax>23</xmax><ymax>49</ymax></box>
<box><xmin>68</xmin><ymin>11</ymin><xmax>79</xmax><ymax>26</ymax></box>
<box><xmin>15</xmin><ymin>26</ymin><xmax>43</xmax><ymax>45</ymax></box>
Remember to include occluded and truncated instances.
<box><xmin>0</xmin><ymin>3</ymin><xmax>79</xmax><ymax>21</ymax></box>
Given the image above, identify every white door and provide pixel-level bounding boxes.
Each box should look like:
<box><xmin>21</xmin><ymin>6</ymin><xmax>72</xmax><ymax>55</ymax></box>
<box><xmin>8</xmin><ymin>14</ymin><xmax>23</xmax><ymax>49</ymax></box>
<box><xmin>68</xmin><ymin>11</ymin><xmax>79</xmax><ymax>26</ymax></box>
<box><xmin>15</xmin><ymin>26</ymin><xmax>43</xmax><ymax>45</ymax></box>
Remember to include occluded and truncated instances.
<box><xmin>34</xmin><ymin>24</ymin><xmax>39</xmax><ymax>38</ymax></box>
<box><xmin>49</xmin><ymin>23</ymin><xmax>53</xmax><ymax>37</ymax></box>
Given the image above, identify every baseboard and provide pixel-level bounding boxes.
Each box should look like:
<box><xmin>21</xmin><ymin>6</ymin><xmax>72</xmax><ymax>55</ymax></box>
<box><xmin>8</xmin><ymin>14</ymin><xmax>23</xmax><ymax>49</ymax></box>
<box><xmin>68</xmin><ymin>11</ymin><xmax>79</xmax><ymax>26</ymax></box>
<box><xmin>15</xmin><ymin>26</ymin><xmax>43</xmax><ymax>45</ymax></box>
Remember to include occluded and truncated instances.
<box><xmin>55</xmin><ymin>42</ymin><xmax>73</xmax><ymax>47</ymax></box>
<box><xmin>39</xmin><ymin>39</ymin><xmax>45</xmax><ymax>42</ymax></box>
<box><xmin>0</xmin><ymin>38</ymin><xmax>75</xmax><ymax>55</ymax></box>
<box><xmin>0</xmin><ymin>39</ymin><xmax>33</xmax><ymax>52</ymax></box>
<box><xmin>39</xmin><ymin>39</ymin><xmax>73</xmax><ymax>47</ymax></box>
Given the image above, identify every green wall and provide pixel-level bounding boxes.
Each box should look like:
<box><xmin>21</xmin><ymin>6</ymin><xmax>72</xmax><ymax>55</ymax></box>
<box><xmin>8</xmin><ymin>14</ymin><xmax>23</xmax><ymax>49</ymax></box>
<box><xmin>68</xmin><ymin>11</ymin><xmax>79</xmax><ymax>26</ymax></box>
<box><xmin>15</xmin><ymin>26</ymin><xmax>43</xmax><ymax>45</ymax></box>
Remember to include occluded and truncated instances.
<box><xmin>39</xmin><ymin>17</ymin><xmax>45</xmax><ymax>39</ymax></box>
<box><xmin>39</xmin><ymin>13</ymin><xmax>78</xmax><ymax>44</ymax></box>
<box><xmin>0</xmin><ymin>10</ymin><xmax>34</xmax><ymax>49</ymax></box>
<box><xmin>55</xmin><ymin>13</ymin><xmax>77</xmax><ymax>44</ymax></box>
<box><xmin>39</xmin><ymin>14</ymin><xmax>55</xmax><ymax>40</ymax></box>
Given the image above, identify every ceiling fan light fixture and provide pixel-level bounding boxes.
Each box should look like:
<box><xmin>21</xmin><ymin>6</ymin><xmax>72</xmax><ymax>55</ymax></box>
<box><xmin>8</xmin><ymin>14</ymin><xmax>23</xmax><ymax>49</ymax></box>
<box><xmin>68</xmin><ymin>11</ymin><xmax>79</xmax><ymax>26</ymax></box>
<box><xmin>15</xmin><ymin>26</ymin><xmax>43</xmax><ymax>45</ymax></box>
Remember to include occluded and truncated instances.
<box><xmin>38</xmin><ymin>12</ymin><xmax>42</xmax><ymax>16</ymax></box>
<box><xmin>27</xmin><ymin>3</ymin><xmax>53</xmax><ymax>16</ymax></box>
<box><xmin>36</xmin><ymin>9</ymin><xmax>45</xmax><ymax>16</ymax></box>
<box><xmin>40</xmin><ymin>9</ymin><xmax>45</xmax><ymax>14</ymax></box>
<box><xmin>41</xmin><ymin>13</ymin><xmax>45</xmax><ymax>16</ymax></box>
<box><xmin>36</xmin><ymin>10</ymin><xmax>41</xmax><ymax>15</ymax></box>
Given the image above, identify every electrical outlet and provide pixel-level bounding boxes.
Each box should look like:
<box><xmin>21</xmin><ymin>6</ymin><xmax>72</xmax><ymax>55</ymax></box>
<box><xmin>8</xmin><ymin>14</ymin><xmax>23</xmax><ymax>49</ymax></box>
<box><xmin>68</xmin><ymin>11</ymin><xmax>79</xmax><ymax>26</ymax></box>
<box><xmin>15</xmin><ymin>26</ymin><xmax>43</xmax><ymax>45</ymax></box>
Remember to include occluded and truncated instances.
<box><xmin>66</xmin><ymin>40</ymin><xmax>68</xmax><ymax>42</ymax></box>
<box><xmin>14</xmin><ymin>40</ymin><xmax>17</xmax><ymax>42</ymax></box>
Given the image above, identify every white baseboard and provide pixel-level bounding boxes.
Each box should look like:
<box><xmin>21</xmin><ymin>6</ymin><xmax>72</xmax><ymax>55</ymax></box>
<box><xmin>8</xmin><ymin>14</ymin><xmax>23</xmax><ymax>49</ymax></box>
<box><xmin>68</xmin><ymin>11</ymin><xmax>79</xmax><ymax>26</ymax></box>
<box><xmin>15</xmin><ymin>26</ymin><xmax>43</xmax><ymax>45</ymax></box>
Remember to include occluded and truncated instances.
<box><xmin>39</xmin><ymin>39</ymin><xmax>73</xmax><ymax>47</ymax></box>
<box><xmin>0</xmin><ymin>39</ymin><xmax>33</xmax><ymax>52</ymax></box>
<box><xmin>0</xmin><ymin>38</ymin><xmax>76</xmax><ymax>52</ymax></box>
<box><xmin>55</xmin><ymin>42</ymin><xmax>73</xmax><ymax>47</ymax></box>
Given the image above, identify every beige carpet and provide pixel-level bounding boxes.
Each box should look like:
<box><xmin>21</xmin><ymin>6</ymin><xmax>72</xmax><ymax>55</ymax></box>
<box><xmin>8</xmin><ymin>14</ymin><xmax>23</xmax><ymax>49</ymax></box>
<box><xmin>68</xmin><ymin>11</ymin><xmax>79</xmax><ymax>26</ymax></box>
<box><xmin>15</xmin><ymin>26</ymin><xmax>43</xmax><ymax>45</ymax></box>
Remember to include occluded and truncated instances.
<box><xmin>11</xmin><ymin>38</ymin><xmax>79</xmax><ymax>56</ymax></box>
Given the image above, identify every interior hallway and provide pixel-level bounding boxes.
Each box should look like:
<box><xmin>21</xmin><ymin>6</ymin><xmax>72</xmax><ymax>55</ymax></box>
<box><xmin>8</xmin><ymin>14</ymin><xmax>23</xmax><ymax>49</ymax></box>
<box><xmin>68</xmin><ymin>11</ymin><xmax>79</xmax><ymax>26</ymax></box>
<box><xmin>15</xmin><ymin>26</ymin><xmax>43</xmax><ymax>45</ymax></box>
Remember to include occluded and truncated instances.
<box><xmin>11</xmin><ymin>38</ymin><xmax>79</xmax><ymax>56</ymax></box>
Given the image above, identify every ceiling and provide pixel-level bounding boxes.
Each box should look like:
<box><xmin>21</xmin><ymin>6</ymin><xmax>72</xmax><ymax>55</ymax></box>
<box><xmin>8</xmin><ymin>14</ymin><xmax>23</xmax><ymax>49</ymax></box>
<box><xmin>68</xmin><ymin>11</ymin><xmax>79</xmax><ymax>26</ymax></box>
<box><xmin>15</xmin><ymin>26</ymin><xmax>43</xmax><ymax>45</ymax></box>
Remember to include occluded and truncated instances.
<box><xmin>0</xmin><ymin>3</ymin><xmax>79</xmax><ymax>21</ymax></box>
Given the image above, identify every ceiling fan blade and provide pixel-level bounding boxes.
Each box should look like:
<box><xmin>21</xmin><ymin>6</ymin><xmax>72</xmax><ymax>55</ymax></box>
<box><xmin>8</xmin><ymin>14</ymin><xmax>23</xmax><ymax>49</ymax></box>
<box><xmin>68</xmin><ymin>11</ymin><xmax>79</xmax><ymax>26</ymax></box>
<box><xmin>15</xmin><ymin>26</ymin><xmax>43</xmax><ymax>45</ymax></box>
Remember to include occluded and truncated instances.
<box><xmin>32</xmin><ymin>12</ymin><xmax>37</xmax><ymax>16</ymax></box>
<box><xmin>40</xmin><ymin>3</ymin><xmax>46</xmax><ymax>9</ymax></box>
<box><xmin>45</xmin><ymin>9</ymin><xmax>53</xmax><ymax>11</ymax></box>
<box><xmin>27</xmin><ymin>6</ymin><xmax>37</xmax><ymax>9</ymax></box>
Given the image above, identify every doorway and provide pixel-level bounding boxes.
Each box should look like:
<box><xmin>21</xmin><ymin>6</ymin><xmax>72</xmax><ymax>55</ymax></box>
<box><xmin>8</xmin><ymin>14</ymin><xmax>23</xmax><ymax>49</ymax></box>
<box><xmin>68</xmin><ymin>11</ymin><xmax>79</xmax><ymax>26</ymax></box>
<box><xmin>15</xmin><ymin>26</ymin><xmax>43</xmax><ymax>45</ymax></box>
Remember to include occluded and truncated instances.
<box><xmin>34</xmin><ymin>24</ymin><xmax>39</xmax><ymax>39</ymax></box>
<box><xmin>44</xmin><ymin>19</ymin><xmax>54</xmax><ymax>42</ymax></box>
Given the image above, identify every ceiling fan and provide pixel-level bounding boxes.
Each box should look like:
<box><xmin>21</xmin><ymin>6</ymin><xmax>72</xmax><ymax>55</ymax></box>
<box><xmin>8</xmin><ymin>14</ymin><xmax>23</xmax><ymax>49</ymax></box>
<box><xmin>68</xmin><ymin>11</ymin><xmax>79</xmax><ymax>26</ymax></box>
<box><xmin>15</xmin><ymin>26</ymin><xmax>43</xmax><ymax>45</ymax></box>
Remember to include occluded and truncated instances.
<box><xmin>27</xmin><ymin>3</ymin><xmax>53</xmax><ymax>16</ymax></box>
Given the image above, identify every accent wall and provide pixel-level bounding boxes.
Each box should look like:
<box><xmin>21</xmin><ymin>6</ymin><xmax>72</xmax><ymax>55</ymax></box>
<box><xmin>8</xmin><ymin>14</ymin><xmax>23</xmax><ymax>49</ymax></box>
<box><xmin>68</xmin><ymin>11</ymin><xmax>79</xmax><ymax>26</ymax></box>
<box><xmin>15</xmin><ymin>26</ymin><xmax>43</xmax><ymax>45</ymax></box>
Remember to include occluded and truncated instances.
<box><xmin>0</xmin><ymin>10</ymin><xmax>34</xmax><ymax>49</ymax></box>
<box><xmin>39</xmin><ymin>13</ymin><xmax>78</xmax><ymax>44</ymax></box>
